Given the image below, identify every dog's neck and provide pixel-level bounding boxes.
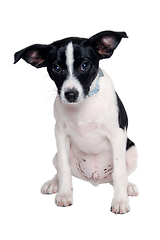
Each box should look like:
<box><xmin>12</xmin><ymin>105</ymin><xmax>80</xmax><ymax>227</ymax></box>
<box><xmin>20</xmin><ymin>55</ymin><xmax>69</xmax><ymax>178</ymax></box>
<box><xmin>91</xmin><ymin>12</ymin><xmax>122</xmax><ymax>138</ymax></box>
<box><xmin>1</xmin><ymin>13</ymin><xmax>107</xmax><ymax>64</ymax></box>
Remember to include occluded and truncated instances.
<box><xmin>86</xmin><ymin>69</ymin><xmax>104</xmax><ymax>98</ymax></box>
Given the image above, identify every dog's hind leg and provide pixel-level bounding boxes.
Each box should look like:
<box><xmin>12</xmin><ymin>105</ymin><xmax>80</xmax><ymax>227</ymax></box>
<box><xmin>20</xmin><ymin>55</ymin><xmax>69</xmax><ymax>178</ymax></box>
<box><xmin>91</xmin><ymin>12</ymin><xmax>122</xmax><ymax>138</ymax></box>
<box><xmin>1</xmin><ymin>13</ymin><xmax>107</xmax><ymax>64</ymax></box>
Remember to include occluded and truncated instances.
<box><xmin>41</xmin><ymin>154</ymin><xmax>73</xmax><ymax>202</ymax></box>
<box><xmin>126</xmin><ymin>141</ymin><xmax>138</xmax><ymax>176</ymax></box>
<box><xmin>110</xmin><ymin>143</ymin><xmax>139</xmax><ymax>199</ymax></box>
<box><xmin>41</xmin><ymin>174</ymin><xmax>59</xmax><ymax>194</ymax></box>
<box><xmin>126</xmin><ymin>143</ymin><xmax>139</xmax><ymax>196</ymax></box>
<box><xmin>41</xmin><ymin>154</ymin><xmax>59</xmax><ymax>194</ymax></box>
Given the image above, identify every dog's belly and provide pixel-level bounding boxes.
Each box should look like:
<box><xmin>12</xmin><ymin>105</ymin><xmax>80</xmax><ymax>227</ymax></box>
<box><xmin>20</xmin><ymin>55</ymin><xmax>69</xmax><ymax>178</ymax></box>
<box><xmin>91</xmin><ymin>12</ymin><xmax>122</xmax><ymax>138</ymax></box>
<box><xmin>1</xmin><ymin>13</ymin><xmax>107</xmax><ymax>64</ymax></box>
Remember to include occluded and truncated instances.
<box><xmin>65</xmin><ymin>117</ymin><xmax>114</xmax><ymax>184</ymax></box>
<box><xmin>69</xmin><ymin>141</ymin><xmax>113</xmax><ymax>185</ymax></box>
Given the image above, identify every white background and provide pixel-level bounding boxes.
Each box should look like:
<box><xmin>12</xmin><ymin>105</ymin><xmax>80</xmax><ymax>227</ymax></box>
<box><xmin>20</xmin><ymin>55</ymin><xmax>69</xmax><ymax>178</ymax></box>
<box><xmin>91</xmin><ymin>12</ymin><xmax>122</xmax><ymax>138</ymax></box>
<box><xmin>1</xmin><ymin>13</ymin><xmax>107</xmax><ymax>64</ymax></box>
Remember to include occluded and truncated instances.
<box><xmin>1</xmin><ymin>0</ymin><xmax>160</xmax><ymax>239</ymax></box>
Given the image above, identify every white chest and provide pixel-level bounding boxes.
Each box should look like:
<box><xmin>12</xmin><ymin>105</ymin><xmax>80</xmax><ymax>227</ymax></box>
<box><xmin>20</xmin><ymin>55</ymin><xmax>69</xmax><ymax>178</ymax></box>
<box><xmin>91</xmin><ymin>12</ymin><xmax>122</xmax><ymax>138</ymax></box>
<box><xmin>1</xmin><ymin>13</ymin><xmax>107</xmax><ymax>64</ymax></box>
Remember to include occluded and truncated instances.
<box><xmin>54</xmin><ymin>71</ymin><xmax>118</xmax><ymax>153</ymax></box>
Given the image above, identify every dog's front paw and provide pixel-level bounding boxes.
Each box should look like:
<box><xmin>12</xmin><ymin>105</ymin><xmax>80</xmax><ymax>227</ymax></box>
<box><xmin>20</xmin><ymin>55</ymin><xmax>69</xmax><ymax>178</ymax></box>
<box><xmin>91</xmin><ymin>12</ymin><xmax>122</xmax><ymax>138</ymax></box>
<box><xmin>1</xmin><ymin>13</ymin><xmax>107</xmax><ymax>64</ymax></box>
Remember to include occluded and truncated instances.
<box><xmin>111</xmin><ymin>198</ymin><xmax>130</xmax><ymax>214</ymax></box>
<box><xmin>55</xmin><ymin>192</ymin><xmax>73</xmax><ymax>207</ymax></box>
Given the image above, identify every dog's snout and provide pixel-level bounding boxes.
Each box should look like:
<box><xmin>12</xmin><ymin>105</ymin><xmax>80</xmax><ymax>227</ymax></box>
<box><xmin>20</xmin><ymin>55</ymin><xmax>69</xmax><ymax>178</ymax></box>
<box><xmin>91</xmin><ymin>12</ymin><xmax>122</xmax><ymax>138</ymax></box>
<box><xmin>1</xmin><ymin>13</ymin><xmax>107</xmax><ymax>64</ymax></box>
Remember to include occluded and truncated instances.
<box><xmin>65</xmin><ymin>88</ymin><xmax>79</xmax><ymax>103</ymax></box>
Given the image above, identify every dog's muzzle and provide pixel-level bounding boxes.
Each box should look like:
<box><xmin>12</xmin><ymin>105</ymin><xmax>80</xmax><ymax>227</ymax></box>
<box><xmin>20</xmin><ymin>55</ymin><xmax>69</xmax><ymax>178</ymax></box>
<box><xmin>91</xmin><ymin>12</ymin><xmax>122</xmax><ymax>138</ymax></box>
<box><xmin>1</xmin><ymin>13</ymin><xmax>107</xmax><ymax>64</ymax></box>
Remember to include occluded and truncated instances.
<box><xmin>64</xmin><ymin>88</ymin><xmax>79</xmax><ymax>103</ymax></box>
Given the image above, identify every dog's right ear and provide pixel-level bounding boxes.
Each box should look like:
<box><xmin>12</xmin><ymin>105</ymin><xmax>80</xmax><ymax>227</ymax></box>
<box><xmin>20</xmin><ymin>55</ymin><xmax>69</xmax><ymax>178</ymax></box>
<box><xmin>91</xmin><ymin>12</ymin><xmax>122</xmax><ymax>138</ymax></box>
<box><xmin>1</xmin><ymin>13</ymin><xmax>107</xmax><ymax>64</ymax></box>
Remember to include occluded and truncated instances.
<box><xmin>14</xmin><ymin>44</ymin><xmax>51</xmax><ymax>68</ymax></box>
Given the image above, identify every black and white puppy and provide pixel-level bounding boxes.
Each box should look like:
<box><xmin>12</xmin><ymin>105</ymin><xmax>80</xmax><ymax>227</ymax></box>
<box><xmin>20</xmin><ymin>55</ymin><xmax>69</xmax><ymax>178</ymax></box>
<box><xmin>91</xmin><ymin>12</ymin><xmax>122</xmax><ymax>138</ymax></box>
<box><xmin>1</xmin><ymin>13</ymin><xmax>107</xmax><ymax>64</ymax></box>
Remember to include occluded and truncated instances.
<box><xmin>14</xmin><ymin>31</ymin><xmax>138</xmax><ymax>214</ymax></box>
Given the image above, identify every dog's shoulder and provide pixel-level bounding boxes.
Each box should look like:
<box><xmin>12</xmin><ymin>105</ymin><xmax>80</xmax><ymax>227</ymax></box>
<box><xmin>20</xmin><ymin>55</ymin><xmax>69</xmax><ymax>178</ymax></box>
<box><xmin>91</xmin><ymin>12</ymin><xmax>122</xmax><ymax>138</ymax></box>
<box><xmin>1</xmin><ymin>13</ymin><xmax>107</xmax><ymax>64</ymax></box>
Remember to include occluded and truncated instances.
<box><xmin>100</xmin><ymin>69</ymin><xmax>128</xmax><ymax>131</ymax></box>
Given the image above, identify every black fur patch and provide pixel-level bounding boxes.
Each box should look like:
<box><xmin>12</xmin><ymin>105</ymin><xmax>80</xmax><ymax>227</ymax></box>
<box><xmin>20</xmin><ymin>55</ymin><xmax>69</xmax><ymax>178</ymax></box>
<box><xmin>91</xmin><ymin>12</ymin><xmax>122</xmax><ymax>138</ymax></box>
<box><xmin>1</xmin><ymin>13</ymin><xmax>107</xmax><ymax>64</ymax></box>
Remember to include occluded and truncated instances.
<box><xmin>115</xmin><ymin>92</ymin><xmax>135</xmax><ymax>150</ymax></box>
<box><xmin>126</xmin><ymin>138</ymin><xmax>135</xmax><ymax>150</ymax></box>
<box><xmin>47</xmin><ymin>37</ymin><xmax>99</xmax><ymax>96</ymax></box>
<box><xmin>115</xmin><ymin>92</ymin><xmax>128</xmax><ymax>130</ymax></box>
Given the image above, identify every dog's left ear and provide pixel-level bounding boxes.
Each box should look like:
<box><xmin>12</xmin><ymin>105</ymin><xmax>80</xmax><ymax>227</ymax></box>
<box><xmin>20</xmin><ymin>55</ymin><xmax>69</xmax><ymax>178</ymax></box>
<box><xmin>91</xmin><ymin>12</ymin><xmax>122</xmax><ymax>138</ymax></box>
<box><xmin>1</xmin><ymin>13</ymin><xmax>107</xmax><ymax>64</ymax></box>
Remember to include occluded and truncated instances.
<box><xmin>89</xmin><ymin>31</ymin><xmax>128</xmax><ymax>59</ymax></box>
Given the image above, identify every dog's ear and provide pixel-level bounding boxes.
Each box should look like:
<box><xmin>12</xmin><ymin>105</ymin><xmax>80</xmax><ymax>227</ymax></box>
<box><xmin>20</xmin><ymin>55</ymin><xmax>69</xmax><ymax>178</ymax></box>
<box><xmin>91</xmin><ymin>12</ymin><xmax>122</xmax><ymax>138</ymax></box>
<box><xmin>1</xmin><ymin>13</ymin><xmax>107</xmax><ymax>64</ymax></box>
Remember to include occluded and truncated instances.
<box><xmin>89</xmin><ymin>31</ymin><xmax>128</xmax><ymax>59</ymax></box>
<box><xmin>14</xmin><ymin>44</ymin><xmax>51</xmax><ymax>68</ymax></box>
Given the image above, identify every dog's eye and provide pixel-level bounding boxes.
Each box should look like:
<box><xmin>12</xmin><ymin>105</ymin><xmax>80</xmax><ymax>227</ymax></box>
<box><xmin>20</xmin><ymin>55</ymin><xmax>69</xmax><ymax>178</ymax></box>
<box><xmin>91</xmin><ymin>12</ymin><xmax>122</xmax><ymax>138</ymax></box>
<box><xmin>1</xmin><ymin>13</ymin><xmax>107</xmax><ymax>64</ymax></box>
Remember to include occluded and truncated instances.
<box><xmin>52</xmin><ymin>64</ymin><xmax>62</xmax><ymax>74</ymax></box>
<box><xmin>80</xmin><ymin>61</ymin><xmax>91</xmax><ymax>72</ymax></box>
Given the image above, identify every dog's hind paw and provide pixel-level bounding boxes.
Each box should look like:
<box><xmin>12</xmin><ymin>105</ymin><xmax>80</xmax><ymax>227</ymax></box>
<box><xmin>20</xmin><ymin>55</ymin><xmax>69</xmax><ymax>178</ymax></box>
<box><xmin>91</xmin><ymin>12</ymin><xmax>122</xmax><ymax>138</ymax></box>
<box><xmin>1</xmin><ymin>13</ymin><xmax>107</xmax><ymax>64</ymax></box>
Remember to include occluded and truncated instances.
<box><xmin>127</xmin><ymin>182</ymin><xmax>139</xmax><ymax>196</ymax></box>
<box><xmin>41</xmin><ymin>175</ymin><xmax>59</xmax><ymax>194</ymax></box>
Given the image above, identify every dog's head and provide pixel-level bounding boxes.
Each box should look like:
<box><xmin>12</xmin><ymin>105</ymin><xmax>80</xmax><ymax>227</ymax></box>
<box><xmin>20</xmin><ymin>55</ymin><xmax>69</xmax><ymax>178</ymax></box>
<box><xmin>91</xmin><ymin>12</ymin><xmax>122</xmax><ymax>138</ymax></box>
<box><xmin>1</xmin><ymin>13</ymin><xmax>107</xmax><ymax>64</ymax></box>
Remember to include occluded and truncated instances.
<box><xmin>14</xmin><ymin>31</ymin><xmax>127</xmax><ymax>103</ymax></box>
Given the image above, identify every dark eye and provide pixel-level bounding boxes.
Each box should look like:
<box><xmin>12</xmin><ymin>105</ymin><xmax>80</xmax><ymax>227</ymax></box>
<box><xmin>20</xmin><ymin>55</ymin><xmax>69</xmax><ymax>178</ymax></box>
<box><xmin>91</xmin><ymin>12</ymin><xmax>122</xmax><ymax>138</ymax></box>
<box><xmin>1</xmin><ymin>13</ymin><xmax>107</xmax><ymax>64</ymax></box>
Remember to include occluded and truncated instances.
<box><xmin>52</xmin><ymin>64</ymin><xmax>62</xmax><ymax>74</ymax></box>
<box><xmin>80</xmin><ymin>61</ymin><xmax>91</xmax><ymax>72</ymax></box>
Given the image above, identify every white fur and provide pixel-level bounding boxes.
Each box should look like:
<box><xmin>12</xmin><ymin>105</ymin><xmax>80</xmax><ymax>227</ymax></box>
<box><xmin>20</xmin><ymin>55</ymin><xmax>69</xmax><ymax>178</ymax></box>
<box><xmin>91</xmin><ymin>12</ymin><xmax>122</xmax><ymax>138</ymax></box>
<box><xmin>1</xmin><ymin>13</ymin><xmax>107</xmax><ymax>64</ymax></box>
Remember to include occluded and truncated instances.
<box><xmin>66</xmin><ymin>42</ymin><xmax>74</xmax><ymax>76</ymax></box>
<box><xmin>42</xmin><ymin>70</ymin><xmax>138</xmax><ymax>212</ymax></box>
<box><xmin>60</xmin><ymin>42</ymin><xmax>84</xmax><ymax>103</ymax></box>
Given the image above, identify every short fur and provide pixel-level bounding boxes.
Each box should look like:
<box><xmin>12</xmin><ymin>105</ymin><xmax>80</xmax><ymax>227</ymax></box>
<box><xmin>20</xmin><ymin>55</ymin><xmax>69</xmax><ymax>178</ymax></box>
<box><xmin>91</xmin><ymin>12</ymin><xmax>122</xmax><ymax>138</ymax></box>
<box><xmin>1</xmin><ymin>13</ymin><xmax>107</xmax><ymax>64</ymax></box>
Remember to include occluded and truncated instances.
<box><xmin>14</xmin><ymin>30</ymin><xmax>138</xmax><ymax>214</ymax></box>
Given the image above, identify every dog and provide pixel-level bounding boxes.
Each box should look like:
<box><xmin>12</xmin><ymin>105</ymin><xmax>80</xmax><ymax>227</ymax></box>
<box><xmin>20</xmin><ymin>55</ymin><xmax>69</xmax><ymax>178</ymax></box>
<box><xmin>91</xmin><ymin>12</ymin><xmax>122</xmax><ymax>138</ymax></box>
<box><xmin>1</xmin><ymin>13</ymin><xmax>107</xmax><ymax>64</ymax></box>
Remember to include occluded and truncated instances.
<box><xmin>14</xmin><ymin>31</ymin><xmax>138</xmax><ymax>214</ymax></box>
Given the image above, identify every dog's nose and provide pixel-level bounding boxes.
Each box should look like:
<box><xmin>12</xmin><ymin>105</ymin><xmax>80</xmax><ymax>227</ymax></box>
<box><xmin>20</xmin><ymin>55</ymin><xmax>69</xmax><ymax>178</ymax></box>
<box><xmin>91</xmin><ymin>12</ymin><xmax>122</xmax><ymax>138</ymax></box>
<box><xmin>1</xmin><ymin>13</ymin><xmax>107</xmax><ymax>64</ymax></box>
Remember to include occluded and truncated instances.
<box><xmin>65</xmin><ymin>88</ymin><xmax>79</xmax><ymax>103</ymax></box>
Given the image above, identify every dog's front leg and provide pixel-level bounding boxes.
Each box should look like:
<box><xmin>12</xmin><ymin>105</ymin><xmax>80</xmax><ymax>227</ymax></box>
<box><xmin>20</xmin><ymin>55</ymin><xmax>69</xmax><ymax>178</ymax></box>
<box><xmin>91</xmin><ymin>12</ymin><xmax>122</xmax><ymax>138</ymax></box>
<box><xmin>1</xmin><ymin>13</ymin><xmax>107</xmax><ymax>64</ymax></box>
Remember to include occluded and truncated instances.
<box><xmin>54</xmin><ymin>123</ymin><xmax>73</xmax><ymax>207</ymax></box>
<box><xmin>110</xmin><ymin>128</ymin><xmax>129</xmax><ymax>214</ymax></box>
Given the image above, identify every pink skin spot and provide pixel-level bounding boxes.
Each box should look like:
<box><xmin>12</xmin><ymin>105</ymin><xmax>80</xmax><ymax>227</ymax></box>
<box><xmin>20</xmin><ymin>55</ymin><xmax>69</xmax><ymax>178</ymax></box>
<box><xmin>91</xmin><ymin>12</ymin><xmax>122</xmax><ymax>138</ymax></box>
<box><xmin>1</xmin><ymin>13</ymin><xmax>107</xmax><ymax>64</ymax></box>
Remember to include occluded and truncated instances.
<box><xmin>92</xmin><ymin>171</ymin><xmax>99</xmax><ymax>180</ymax></box>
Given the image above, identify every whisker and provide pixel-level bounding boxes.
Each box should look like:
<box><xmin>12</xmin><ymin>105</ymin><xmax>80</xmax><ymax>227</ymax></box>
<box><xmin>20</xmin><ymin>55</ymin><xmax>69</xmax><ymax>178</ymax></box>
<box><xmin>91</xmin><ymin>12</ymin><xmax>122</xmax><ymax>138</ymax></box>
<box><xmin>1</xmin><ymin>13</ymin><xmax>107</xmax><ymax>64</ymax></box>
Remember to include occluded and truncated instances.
<box><xmin>39</xmin><ymin>74</ymin><xmax>50</xmax><ymax>82</ymax></box>
<box><xmin>44</xmin><ymin>94</ymin><xmax>55</xmax><ymax>105</ymax></box>
<box><xmin>37</xmin><ymin>73</ymin><xmax>58</xmax><ymax>105</ymax></box>
<box><xmin>40</xmin><ymin>88</ymin><xmax>58</xmax><ymax>105</ymax></box>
